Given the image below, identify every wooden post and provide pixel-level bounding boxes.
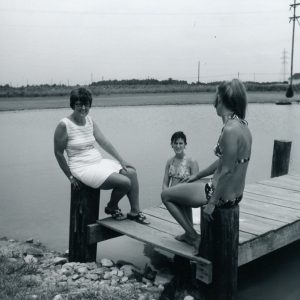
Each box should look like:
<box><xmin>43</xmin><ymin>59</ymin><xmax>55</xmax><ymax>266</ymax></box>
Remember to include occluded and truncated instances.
<box><xmin>69</xmin><ymin>183</ymin><xmax>100</xmax><ymax>262</ymax></box>
<box><xmin>199</xmin><ymin>205</ymin><xmax>240</xmax><ymax>300</ymax></box>
<box><xmin>271</xmin><ymin>140</ymin><xmax>292</xmax><ymax>178</ymax></box>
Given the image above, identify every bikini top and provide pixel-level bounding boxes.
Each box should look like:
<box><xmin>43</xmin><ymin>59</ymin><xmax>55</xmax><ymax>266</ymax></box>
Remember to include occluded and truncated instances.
<box><xmin>168</xmin><ymin>156</ymin><xmax>191</xmax><ymax>180</ymax></box>
<box><xmin>214</xmin><ymin>114</ymin><xmax>250</xmax><ymax>164</ymax></box>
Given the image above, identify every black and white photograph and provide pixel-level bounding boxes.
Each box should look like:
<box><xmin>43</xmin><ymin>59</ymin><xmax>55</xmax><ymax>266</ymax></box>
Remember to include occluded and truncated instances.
<box><xmin>0</xmin><ymin>1</ymin><xmax>300</xmax><ymax>299</ymax></box>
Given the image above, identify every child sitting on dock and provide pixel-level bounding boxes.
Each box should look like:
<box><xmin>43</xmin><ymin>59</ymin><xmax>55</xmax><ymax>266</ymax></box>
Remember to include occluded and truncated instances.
<box><xmin>162</xmin><ymin>131</ymin><xmax>200</xmax><ymax>242</ymax></box>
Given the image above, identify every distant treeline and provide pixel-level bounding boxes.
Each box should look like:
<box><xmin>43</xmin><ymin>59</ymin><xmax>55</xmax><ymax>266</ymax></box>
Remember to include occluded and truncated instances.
<box><xmin>0</xmin><ymin>78</ymin><xmax>297</xmax><ymax>97</ymax></box>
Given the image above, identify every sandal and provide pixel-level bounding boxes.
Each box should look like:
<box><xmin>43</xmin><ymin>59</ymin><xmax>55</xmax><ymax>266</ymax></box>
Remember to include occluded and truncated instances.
<box><xmin>104</xmin><ymin>206</ymin><xmax>126</xmax><ymax>221</ymax></box>
<box><xmin>127</xmin><ymin>212</ymin><xmax>150</xmax><ymax>225</ymax></box>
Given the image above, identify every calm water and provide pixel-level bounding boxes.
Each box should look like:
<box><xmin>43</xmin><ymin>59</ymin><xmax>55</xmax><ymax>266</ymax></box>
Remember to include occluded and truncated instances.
<box><xmin>0</xmin><ymin>99</ymin><xmax>300</xmax><ymax>299</ymax></box>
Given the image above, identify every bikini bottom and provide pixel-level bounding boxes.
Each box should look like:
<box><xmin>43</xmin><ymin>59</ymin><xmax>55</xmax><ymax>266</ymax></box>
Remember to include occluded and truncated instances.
<box><xmin>204</xmin><ymin>181</ymin><xmax>242</xmax><ymax>209</ymax></box>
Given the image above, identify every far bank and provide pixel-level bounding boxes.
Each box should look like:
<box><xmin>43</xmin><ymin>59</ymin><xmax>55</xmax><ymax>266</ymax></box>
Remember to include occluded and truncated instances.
<box><xmin>0</xmin><ymin>91</ymin><xmax>296</xmax><ymax>111</ymax></box>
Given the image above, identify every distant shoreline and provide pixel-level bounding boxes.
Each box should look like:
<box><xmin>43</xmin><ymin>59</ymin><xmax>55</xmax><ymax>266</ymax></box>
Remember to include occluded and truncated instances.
<box><xmin>0</xmin><ymin>91</ymin><xmax>296</xmax><ymax>112</ymax></box>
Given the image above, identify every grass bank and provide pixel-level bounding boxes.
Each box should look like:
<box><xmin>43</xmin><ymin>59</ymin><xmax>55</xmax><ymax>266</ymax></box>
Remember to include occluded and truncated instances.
<box><xmin>0</xmin><ymin>91</ymin><xmax>297</xmax><ymax>112</ymax></box>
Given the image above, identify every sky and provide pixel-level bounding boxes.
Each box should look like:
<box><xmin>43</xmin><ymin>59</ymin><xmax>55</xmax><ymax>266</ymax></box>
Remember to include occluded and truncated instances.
<box><xmin>0</xmin><ymin>0</ymin><xmax>299</xmax><ymax>86</ymax></box>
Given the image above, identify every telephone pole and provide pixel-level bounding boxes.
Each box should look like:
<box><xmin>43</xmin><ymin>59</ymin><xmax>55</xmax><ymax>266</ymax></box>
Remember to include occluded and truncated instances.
<box><xmin>281</xmin><ymin>48</ymin><xmax>288</xmax><ymax>82</ymax></box>
<box><xmin>288</xmin><ymin>1</ymin><xmax>300</xmax><ymax>85</ymax></box>
<box><xmin>197</xmin><ymin>61</ymin><xmax>200</xmax><ymax>84</ymax></box>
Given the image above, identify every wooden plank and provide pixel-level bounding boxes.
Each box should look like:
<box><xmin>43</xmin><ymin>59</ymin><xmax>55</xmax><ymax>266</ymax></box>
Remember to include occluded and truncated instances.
<box><xmin>244</xmin><ymin>189</ymin><xmax>300</xmax><ymax>210</ymax></box>
<box><xmin>238</xmin><ymin>220</ymin><xmax>300</xmax><ymax>266</ymax></box>
<box><xmin>145</xmin><ymin>206</ymin><xmax>256</xmax><ymax>243</ymax></box>
<box><xmin>245</xmin><ymin>183</ymin><xmax>300</xmax><ymax>201</ymax></box>
<box><xmin>239</xmin><ymin>212</ymin><xmax>284</xmax><ymax>235</ymax></box>
<box><xmin>87</xmin><ymin>223</ymin><xmax>122</xmax><ymax>244</ymax></box>
<box><xmin>287</xmin><ymin>173</ymin><xmax>300</xmax><ymax>179</ymax></box>
<box><xmin>269</xmin><ymin>176</ymin><xmax>300</xmax><ymax>188</ymax></box>
<box><xmin>96</xmin><ymin>217</ymin><xmax>211</xmax><ymax>266</ymax></box>
<box><xmin>240</xmin><ymin>196</ymin><xmax>300</xmax><ymax>222</ymax></box>
<box><xmin>259</xmin><ymin>178</ymin><xmax>300</xmax><ymax>192</ymax></box>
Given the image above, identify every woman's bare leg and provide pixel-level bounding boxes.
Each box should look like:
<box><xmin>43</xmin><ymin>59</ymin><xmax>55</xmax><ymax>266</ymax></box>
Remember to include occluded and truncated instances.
<box><xmin>161</xmin><ymin>181</ymin><xmax>207</xmax><ymax>247</ymax></box>
<box><xmin>100</xmin><ymin>173</ymin><xmax>131</xmax><ymax>210</ymax></box>
<box><xmin>120</xmin><ymin>168</ymin><xmax>140</xmax><ymax>215</ymax></box>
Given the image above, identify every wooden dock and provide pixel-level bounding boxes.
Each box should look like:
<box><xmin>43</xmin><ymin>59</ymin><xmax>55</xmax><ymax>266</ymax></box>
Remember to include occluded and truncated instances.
<box><xmin>88</xmin><ymin>173</ymin><xmax>300</xmax><ymax>283</ymax></box>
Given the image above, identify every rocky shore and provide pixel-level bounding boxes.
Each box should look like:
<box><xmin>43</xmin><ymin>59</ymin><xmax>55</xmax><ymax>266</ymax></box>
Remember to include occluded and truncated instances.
<box><xmin>0</xmin><ymin>237</ymin><xmax>170</xmax><ymax>300</ymax></box>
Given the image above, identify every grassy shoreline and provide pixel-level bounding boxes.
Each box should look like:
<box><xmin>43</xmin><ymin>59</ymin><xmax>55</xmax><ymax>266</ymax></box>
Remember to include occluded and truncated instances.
<box><xmin>0</xmin><ymin>91</ymin><xmax>297</xmax><ymax>112</ymax></box>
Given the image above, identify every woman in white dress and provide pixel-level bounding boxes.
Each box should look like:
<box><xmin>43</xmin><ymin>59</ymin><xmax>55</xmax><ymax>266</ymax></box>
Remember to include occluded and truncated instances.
<box><xmin>54</xmin><ymin>87</ymin><xmax>149</xmax><ymax>224</ymax></box>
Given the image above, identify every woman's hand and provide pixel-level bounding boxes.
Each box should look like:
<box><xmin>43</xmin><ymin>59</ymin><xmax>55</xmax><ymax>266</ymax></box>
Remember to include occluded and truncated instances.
<box><xmin>203</xmin><ymin>203</ymin><xmax>215</xmax><ymax>222</ymax></box>
<box><xmin>69</xmin><ymin>176</ymin><xmax>81</xmax><ymax>190</ymax></box>
<box><xmin>180</xmin><ymin>174</ymin><xmax>198</xmax><ymax>183</ymax></box>
<box><xmin>120</xmin><ymin>160</ymin><xmax>136</xmax><ymax>172</ymax></box>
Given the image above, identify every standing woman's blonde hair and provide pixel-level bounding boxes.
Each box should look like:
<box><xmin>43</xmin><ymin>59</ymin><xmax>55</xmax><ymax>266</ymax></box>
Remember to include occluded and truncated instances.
<box><xmin>215</xmin><ymin>79</ymin><xmax>247</xmax><ymax>119</ymax></box>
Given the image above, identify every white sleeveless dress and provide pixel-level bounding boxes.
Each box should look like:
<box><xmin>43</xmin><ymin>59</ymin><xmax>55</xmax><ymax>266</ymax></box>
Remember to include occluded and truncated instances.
<box><xmin>61</xmin><ymin>116</ymin><xmax>122</xmax><ymax>188</ymax></box>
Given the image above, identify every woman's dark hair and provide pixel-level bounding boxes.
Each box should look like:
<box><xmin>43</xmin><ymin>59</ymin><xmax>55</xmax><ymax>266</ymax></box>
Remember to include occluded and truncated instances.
<box><xmin>70</xmin><ymin>87</ymin><xmax>93</xmax><ymax>109</ymax></box>
<box><xmin>171</xmin><ymin>131</ymin><xmax>187</xmax><ymax>145</ymax></box>
<box><xmin>215</xmin><ymin>79</ymin><xmax>247</xmax><ymax>119</ymax></box>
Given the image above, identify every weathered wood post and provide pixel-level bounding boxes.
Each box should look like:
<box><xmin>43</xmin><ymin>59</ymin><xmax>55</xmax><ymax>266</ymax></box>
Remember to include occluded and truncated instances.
<box><xmin>199</xmin><ymin>205</ymin><xmax>239</xmax><ymax>300</ymax></box>
<box><xmin>271</xmin><ymin>140</ymin><xmax>292</xmax><ymax>178</ymax></box>
<box><xmin>69</xmin><ymin>182</ymin><xmax>100</xmax><ymax>262</ymax></box>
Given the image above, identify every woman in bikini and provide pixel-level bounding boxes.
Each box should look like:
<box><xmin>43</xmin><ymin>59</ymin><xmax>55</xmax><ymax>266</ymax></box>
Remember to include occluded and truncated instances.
<box><xmin>162</xmin><ymin>131</ymin><xmax>199</xmax><ymax>243</ymax></box>
<box><xmin>161</xmin><ymin>79</ymin><xmax>252</xmax><ymax>251</ymax></box>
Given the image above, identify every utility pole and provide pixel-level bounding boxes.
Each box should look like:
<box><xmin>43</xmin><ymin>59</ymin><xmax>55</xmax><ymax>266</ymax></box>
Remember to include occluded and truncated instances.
<box><xmin>286</xmin><ymin>0</ymin><xmax>300</xmax><ymax>97</ymax></box>
<box><xmin>197</xmin><ymin>61</ymin><xmax>200</xmax><ymax>84</ymax></box>
<box><xmin>281</xmin><ymin>48</ymin><xmax>288</xmax><ymax>82</ymax></box>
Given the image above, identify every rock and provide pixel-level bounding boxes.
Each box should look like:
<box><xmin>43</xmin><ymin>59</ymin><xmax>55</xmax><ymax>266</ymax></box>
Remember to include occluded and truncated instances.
<box><xmin>101</xmin><ymin>258</ymin><xmax>114</xmax><ymax>267</ymax></box>
<box><xmin>121</xmin><ymin>276</ymin><xmax>129</xmax><ymax>283</ymax></box>
<box><xmin>7</xmin><ymin>258</ymin><xmax>18</xmax><ymax>263</ymax></box>
<box><xmin>137</xmin><ymin>294</ymin><xmax>150</xmax><ymax>300</ymax></box>
<box><xmin>24</xmin><ymin>254</ymin><xmax>38</xmax><ymax>264</ymax></box>
<box><xmin>111</xmin><ymin>278</ymin><xmax>119</xmax><ymax>286</ymax></box>
<box><xmin>9</xmin><ymin>239</ymin><xmax>15</xmax><ymax>243</ymax></box>
<box><xmin>60</xmin><ymin>268</ymin><xmax>73</xmax><ymax>276</ymax></box>
<box><xmin>53</xmin><ymin>294</ymin><xmax>64</xmax><ymax>300</ymax></box>
<box><xmin>53</xmin><ymin>257</ymin><xmax>67</xmax><ymax>265</ymax></box>
<box><xmin>117</xmin><ymin>270</ymin><xmax>124</xmax><ymax>277</ymax></box>
<box><xmin>85</xmin><ymin>273</ymin><xmax>98</xmax><ymax>281</ymax></box>
<box><xmin>62</xmin><ymin>262</ymin><xmax>77</xmax><ymax>269</ymax></box>
<box><xmin>25</xmin><ymin>247</ymin><xmax>44</xmax><ymax>257</ymax></box>
<box><xmin>154</xmin><ymin>273</ymin><xmax>173</xmax><ymax>286</ymax></box>
<box><xmin>26</xmin><ymin>238</ymin><xmax>34</xmax><ymax>243</ymax></box>
<box><xmin>77</xmin><ymin>266</ymin><xmax>88</xmax><ymax>274</ymax></box>
<box><xmin>110</xmin><ymin>269</ymin><xmax>118</xmax><ymax>276</ymax></box>
<box><xmin>103</xmin><ymin>271</ymin><xmax>112</xmax><ymax>279</ymax></box>
<box><xmin>121</xmin><ymin>264</ymin><xmax>135</xmax><ymax>277</ymax></box>
<box><xmin>33</xmin><ymin>240</ymin><xmax>41</xmax><ymax>246</ymax></box>
<box><xmin>72</xmin><ymin>274</ymin><xmax>80</xmax><ymax>281</ymax></box>
<box><xmin>184</xmin><ymin>296</ymin><xmax>194</xmax><ymax>300</ymax></box>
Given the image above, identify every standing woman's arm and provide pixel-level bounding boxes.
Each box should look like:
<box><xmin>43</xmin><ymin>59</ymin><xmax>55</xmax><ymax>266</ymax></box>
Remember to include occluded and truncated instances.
<box><xmin>54</xmin><ymin>122</ymin><xmax>80</xmax><ymax>189</ymax></box>
<box><xmin>189</xmin><ymin>158</ymin><xmax>199</xmax><ymax>175</ymax></box>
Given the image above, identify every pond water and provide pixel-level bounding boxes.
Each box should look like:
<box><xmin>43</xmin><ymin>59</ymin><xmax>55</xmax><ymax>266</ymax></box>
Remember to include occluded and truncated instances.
<box><xmin>0</xmin><ymin>99</ymin><xmax>300</xmax><ymax>299</ymax></box>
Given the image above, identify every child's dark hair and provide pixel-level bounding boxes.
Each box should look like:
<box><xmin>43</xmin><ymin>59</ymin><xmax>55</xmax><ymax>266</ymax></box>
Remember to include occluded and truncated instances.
<box><xmin>171</xmin><ymin>131</ymin><xmax>187</xmax><ymax>145</ymax></box>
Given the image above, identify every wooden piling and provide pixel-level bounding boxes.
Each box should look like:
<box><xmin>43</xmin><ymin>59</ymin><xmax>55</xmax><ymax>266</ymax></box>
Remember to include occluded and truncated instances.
<box><xmin>271</xmin><ymin>140</ymin><xmax>292</xmax><ymax>178</ymax></box>
<box><xmin>69</xmin><ymin>183</ymin><xmax>100</xmax><ymax>262</ymax></box>
<box><xmin>199</xmin><ymin>205</ymin><xmax>240</xmax><ymax>300</ymax></box>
